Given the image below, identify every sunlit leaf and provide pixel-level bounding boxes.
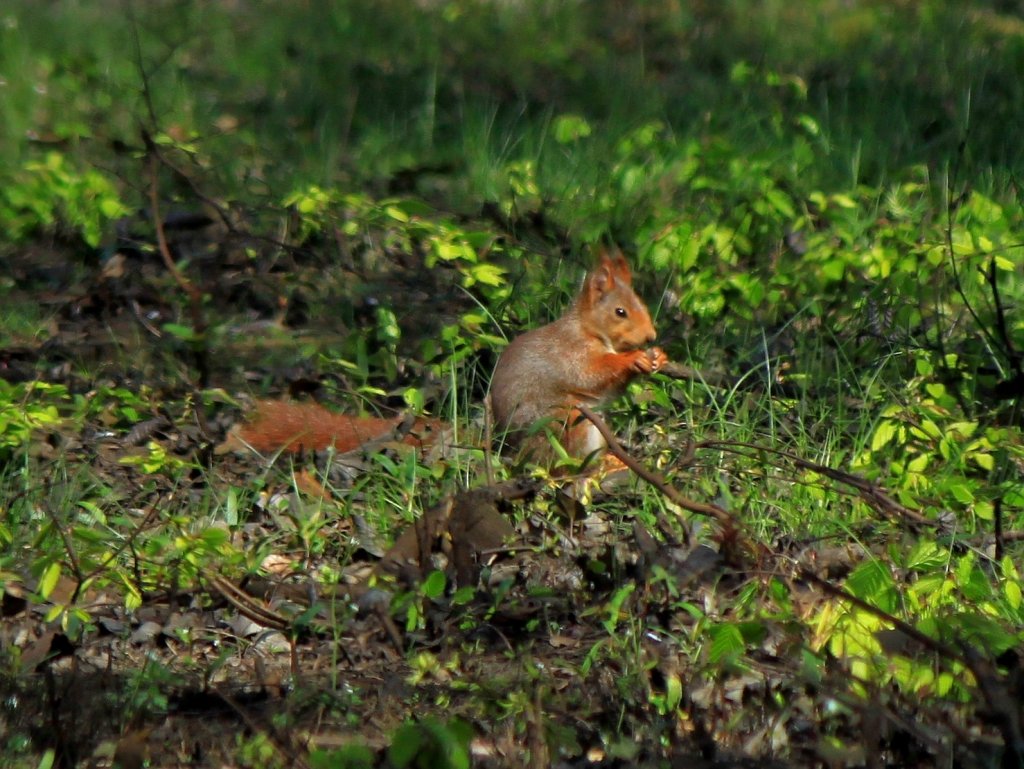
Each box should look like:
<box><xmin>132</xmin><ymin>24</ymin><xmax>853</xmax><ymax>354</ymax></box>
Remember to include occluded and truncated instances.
<box><xmin>871</xmin><ymin>420</ymin><xmax>898</xmax><ymax>452</ymax></box>
<box><xmin>38</xmin><ymin>561</ymin><xmax>62</xmax><ymax>600</ymax></box>
<box><xmin>552</xmin><ymin>113</ymin><xmax>592</xmax><ymax>144</ymax></box>
<box><xmin>422</xmin><ymin>570</ymin><xmax>446</xmax><ymax>600</ymax></box>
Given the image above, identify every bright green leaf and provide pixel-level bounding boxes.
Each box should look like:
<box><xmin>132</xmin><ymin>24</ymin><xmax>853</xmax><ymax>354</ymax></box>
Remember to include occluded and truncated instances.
<box><xmin>1005</xmin><ymin>579</ymin><xmax>1022</xmax><ymax>611</ymax></box>
<box><xmin>871</xmin><ymin>421</ymin><xmax>898</xmax><ymax>452</ymax></box>
<box><xmin>38</xmin><ymin>561</ymin><xmax>62</xmax><ymax>600</ymax></box>
<box><xmin>948</xmin><ymin>483</ymin><xmax>975</xmax><ymax>505</ymax></box>
<box><xmin>973</xmin><ymin>453</ymin><xmax>994</xmax><ymax>471</ymax></box>
<box><xmin>422</xmin><ymin>570</ymin><xmax>446</xmax><ymax>600</ymax></box>
<box><xmin>707</xmin><ymin>622</ymin><xmax>745</xmax><ymax>663</ymax></box>
<box><xmin>552</xmin><ymin>114</ymin><xmax>592</xmax><ymax>144</ymax></box>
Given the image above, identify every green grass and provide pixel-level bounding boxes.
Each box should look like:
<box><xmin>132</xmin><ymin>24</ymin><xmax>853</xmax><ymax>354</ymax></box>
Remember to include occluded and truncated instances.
<box><xmin>4</xmin><ymin>1</ymin><xmax>1024</xmax><ymax>192</ymax></box>
<box><xmin>2</xmin><ymin>1</ymin><xmax>1024</xmax><ymax>766</ymax></box>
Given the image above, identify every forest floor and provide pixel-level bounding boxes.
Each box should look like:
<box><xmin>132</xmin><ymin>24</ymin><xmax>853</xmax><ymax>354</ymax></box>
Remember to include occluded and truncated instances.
<box><xmin>3</xmin><ymin>2</ymin><xmax>1024</xmax><ymax>767</ymax></box>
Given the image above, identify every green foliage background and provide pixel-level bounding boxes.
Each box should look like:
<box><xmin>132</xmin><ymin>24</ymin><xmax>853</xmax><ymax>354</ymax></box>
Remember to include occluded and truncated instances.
<box><xmin>2</xmin><ymin>0</ymin><xmax>1024</xmax><ymax>766</ymax></box>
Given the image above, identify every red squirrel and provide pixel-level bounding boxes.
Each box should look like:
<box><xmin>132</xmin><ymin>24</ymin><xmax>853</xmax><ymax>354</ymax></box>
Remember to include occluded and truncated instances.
<box><xmin>226</xmin><ymin>250</ymin><xmax>665</xmax><ymax>462</ymax></box>
<box><xmin>489</xmin><ymin>249</ymin><xmax>667</xmax><ymax>462</ymax></box>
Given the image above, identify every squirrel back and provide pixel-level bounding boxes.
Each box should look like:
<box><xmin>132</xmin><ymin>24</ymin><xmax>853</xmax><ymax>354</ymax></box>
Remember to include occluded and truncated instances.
<box><xmin>489</xmin><ymin>250</ymin><xmax>666</xmax><ymax>461</ymax></box>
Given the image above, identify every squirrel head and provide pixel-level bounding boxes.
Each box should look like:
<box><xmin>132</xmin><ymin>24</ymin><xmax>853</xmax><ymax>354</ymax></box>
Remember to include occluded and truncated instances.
<box><xmin>578</xmin><ymin>249</ymin><xmax>657</xmax><ymax>352</ymax></box>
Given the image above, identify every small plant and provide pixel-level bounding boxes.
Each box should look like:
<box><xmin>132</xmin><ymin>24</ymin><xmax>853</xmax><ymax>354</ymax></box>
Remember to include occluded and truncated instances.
<box><xmin>235</xmin><ymin>730</ymin><xmax>284</xmax><ymax>769</ymax></box>
<box><xmin>387</xmin><ymin>717</ymin><xmax>472</xmax><ymax>769</ymax></box>
<box><xmin>0</xmin><ymin>381</ymin><xmax>67</xmax><ymax>456</ymax></box>
<box><xmin>121</xmin><ymin>658</ymin><xmax>179</xmax><ymax>723</ymax></box>
<box><xmin>0</xmin><ymin>151</ymin><xmax>127</xmax><ymax>247</ymax></box>
<box><xmin>309</xmin><ymin>744</ymin><xmax>376</xmax><ymax>769</ymax></box>
<box><xmin>397</xmin><ymin>569</ymin><xmax>447</xmax><ymax>635</ymax></box>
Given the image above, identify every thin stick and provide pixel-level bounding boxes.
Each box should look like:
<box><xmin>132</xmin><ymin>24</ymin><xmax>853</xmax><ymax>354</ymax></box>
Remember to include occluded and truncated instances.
<box><xmin>697</xmin><ymin>439</ymin><xmax>939</xmax><ymax>531</ymax></box>
<box><xmin>144</xmin><ymin>144</ymin><xmax>210</xmax><ymax>385</ymax></box>
<box><xmin>577</xmin><ymin>404</ymin><xmax>733</xmax><ymax>533</ymax></box>
<box><xmin>146</xmin><ymin>152</ymin><xmax>203</xmax><ymax>312</ymax></box>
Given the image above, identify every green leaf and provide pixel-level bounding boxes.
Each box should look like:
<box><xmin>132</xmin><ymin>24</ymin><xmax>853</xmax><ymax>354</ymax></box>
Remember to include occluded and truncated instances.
<box><xmin>201</xmin><ymin>528</ymin><xmax>229</xmax><ymax>548</ymax></box>
<box><xmin>664</xmin><ymin>671</ymin><xmax>683</xmax><ymax>711</ymax></box>
<box><xmin>707</xmin><ymin>623</ymin><xmax>745</xmax><ymax>663</ymax></box>
<box><xmin>1005</xmin><ymin>579</ymin><xmax>1022</xmax><ymax>611</ymax></box>
<box><xmin>433</xmin><ymin>240</ymin><xmax>473</xmax><ymax>262</ymax></box>
<box><xmin>819</xmin><ymin>259</ymin><xmax>843</xmax><ymax>282</ymax></box>
<box><xmin>35</xmin><ymin>749</ymin><xmax>56</xmax><ymax>769</ymax></box>
<box><xmin>936</xmin><ymin>672</ymin><xmax>955</xmax><ymax>697</ymax></box>
<box><xmin>162</xmin><ymin>323</ymin><xmax>198</xmax><ymax>342</ymax></box>
<box><xmin>310</xmin><ymin>745</ymin><xmax>375</xmax><ymax>769</ymax></box>
<box><xmin>422</xmin><ymin>570</ymin><xmax>446</xmax><ymax>600</ymax></box>
<box><xmin>552</xmin><ymin>114</ymin><xmax>592</xmax><ymax>144</ymax></box>
<box><xmin>38</xmin><ymin>561</ymin><xmax>62</xmax><ymax>600</ymax></box>
<box><xmin>375</xmin><ymin>307</ymin><xmax>401</xmax><ymax>344</ymax></box>
<box><xmin>766</xmin><ymin>187</ymin><xmax>795</xmax><ymax>218</ymax></box>
<box><xmin>947</xmin><ymin>483</ymin><xmax>975</xmax><ymax>505</ymax></box>
<box><xmin>871</xmin><ymin>420</ymin><xmax>898</xmax><ymax>452</ymax></box>
<box><xmin>43</xmin><ymin>604</ymin><xmax>64</xmax><ymax>623</ymax></box>
<box><xmin>905</xmin><ymin>540</ymin><xmax>944</xmax><ymax>571</ymax></box>
<box><xmin>729</xmin><ymin>61</ymin><xmax>753</xmax><ymax>83</ymax></box>
<box><xmin>466</xmin><ymin>262</ymin><xmax>506</xmax><ymax>287</ymax></box>
<box><xmin>387</xmin><ymin>723</ymin><xmax>425</xmax><ymax>768</ymax></box>
<box><xmin>956</xmin><ymin>555</ymin><xmax>992</xmax><ymax>602</ymax></box>
<box><xmin>972</xmin><ymin>453</ymin><xmax>994</xmax><ymax>472</ymax></box>
<box><xmin>77</xmin><ymin>500</ymin><xmax>107</xmax><ymax>525</ymax></box>
<box><xmin>796</xmin><ymin>113</ymin><xmax>820</xmax><ymax>136</ymax></box>
<box><xmin>942</xmin><ymin>612</ymin><xmax>1015</xmax><ymax>653</ymax></box>
<box><xmin>948</xmin><ymin>421</ymin><xmax>978</xmax><ymax>439</ymax></box>
<box><xmin>602</xmin><ymin>582</ymin><xmax>635</xmax><ymax>633</ymax></box>
<box><xmin>99</xmin><ymin>197</ymin><xmax>126</xmax><ymax>219</ymax></box>
<box><xmin>1001</xmin><ymin>555</ymin><xmax>1020</xmax><ymax>580</ymax></box>
<box><xmin>845</xmin><ymin>560</ymin><xmax>897</xmax><ymax>611</ymax></box>
<box><xmin>906</xmin><ymin>453</ymin><xmax>929</xmax><ymax>473</ymax></box>
<box><xmin>402</xmin><ymin>387</ymin><xmax>426</xmax><ymax>411</ymax></box>
<box><xmin>224</xmin><ymin>488</ymin><xmax>239</xmax><ymax>526</ymax></box>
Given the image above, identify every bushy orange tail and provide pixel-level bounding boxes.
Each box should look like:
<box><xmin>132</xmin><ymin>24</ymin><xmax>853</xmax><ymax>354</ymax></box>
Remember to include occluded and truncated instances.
<box><xmin>224</xmin><ymin>400</ymin><xmax>441</xmax><ymax>454</ymax></box>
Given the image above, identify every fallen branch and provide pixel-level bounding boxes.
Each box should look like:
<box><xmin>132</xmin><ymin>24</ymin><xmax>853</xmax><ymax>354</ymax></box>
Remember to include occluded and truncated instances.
<box><xmin>578</xmin><ymin>404</ymin><xmax>733</xmax><ymax>527</ymax></box>
<box><xmin>204</xmin><ymin>572</ymin><xmax>291</xmax><ymax>632</ymax></box>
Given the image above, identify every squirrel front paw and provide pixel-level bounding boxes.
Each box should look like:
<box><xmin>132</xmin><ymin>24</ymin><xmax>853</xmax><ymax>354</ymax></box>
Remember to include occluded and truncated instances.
<box><xmin>630</xmin><ymin>347</ymin><xmax>668</xmax><ymax>373</ymax></box>
<box><xmin>647</xmin><ymin>346</ymin><xmax>668</xmax><ymax>371</ymax></box>
<box><xmin>636</xmin><ymin>346</ymin><xmax>668</xmax><ymax>373</ymax></box>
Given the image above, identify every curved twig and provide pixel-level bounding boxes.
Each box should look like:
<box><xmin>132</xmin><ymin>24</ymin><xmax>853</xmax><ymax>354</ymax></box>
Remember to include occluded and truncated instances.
<box><xmin>577</xmin><ymin>404</ymin><xmax>735</xmax><ymax>531</ymax></box>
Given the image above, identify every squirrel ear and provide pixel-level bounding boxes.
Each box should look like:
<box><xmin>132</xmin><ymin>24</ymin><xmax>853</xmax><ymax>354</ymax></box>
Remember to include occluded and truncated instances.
<box><xmin>584</xmin><ymin>246</ymin><xmax>634</xmax><ymax>306</ymax></box>
<box><xmin>595</xmin><ymin>247</ymin><xmax>632</xmax><ymax>286</ymax></box>
<box><xmin>611</xmin><ymin>251</ymin><xmax>632</xmax><ymax>284</ymax></box>
<box><xmin>585</xmin><ymin>255</ymin><xmax>618</xmax><ymax>304</ymax></box>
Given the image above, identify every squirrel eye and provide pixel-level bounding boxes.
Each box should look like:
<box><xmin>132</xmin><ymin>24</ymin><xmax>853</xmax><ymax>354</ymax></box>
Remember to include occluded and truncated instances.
<box><xmin>615</xmin><ymin>307</ymin><xmax>628</xmax><ymax>318</ymax></box>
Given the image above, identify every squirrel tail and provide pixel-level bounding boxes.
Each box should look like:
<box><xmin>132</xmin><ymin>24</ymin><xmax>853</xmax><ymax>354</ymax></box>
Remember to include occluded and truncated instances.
<box><xmin>220</xmin><ymin>400</ymin><xmax>440</xmax><ymax>455</ymax></box>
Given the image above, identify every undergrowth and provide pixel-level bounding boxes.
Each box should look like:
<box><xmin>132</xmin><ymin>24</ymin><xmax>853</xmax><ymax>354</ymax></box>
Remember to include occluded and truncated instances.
<box><xmin>1</xmin><ymin>1</ymin><xmax>1024</xmax><ymax>767</ymax></box>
